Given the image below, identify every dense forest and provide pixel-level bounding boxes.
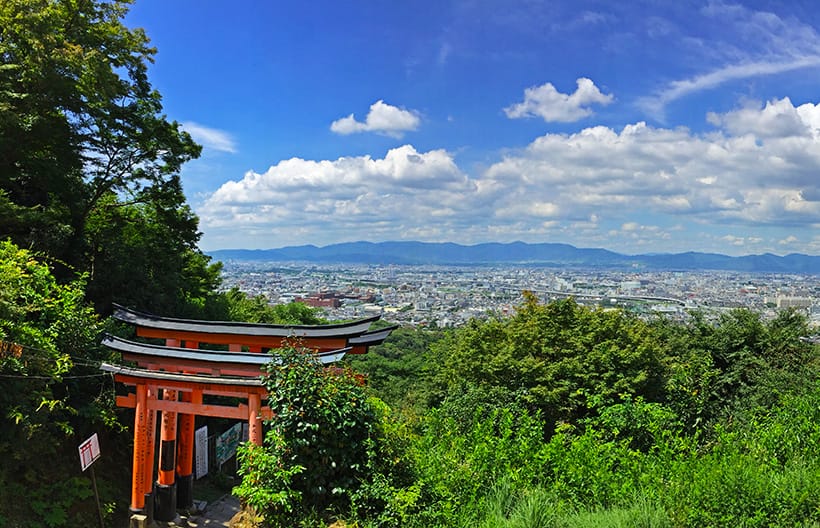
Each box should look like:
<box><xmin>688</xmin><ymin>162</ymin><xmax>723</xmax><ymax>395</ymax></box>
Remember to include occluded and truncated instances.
<box><xmin>2</xmin><ymin>1</ymin><xmax>820</xmax><ymax>528</ymax></box>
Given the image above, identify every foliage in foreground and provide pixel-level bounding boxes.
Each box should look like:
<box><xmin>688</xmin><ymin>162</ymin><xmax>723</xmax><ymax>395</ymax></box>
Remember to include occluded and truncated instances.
<box><xmin>345</xmin><ymin>383</ymin><xmax>820</xmax><ymax>528</ymax></box>
<box><xmin>0</xmin><ymin>0</ymin><xmax>222</xmax><ymax>317</ymax></box>
<box><xmin>0</xmin><ymin>241</ymin><xmax>129</xmax><ymax>527</ymax></box>
<box><xmin>234</xmin><ymin>347</ymin><xmax>379</xmax><ymax>525</ymax></box>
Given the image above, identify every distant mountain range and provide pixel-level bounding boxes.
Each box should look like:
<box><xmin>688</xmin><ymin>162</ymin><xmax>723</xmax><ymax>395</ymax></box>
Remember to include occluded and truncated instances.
<box><xmin>207</xmin><ymin>241</ymin><xmax>820</xmax><ymax>274</ymax></box>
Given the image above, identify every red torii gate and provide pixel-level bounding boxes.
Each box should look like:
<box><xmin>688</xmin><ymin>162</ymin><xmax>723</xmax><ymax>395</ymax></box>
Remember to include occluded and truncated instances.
<box><xmin>104</xmin><ymin>305</ymin><xmax>395</xmax><ymax>523</ymax></box>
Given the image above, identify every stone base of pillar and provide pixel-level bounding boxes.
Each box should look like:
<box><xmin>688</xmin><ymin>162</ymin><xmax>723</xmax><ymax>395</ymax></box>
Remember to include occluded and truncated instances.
<box><xmin>143</xmin><ymin>492</ymin><xmax>154</xmax><ymax>525</ymax></box>
<box><xmin>153</xmin><ymin>482</ymin><xmax>177</xmax><ymax>522</ymax></box>
<box><xmin>129</xmin><ymin>513</ymin><xmax>148</xmax><ymax>528</ymax></box>
<box><xmin>176</xmin><ymin>473</ymin><xmax>194</xmax><ymax>510</ymax></box>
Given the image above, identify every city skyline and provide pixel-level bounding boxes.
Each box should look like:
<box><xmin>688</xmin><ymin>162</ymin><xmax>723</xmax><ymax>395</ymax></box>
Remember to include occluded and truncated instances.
<box><xmin>218</xmin><ymin>260</ymin><xmax>820</xmax><ymax>329</ymax></box>
<box><xmin>126</xmin><ymin>1</ymin><xmax>820</xmax><ymax>256</ymax></box>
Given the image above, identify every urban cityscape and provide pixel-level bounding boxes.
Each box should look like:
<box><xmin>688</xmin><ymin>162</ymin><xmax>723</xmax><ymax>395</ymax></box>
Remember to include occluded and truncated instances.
<box><xmin>219</xmin><ymin>261</ymin><xmax>820</xmax><ymax>329</ymax></box>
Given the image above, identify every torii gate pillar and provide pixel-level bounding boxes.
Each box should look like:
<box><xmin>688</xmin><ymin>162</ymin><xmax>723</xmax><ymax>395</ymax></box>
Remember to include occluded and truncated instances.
<box><xmin>154</xmin><ymin>389</ymin><xmax>178</xmax><ymax>522</ymax></box>
<box><xmin>176</xmin><ymin>389</ymin><xmax>200</xmax><ymax>510</ymax></box>
<box><xmin>130</xmin><ymin>383</ymin><xmax>148</xmax><ymax>514</ymax></box>
<box><xmin>249</xmin><ymin>393</ymin><xmax>263</xmax><ymax>445</ymax></box>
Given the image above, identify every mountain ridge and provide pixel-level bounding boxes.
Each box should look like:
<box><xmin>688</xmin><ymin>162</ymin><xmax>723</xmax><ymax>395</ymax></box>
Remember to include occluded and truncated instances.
<box><xmin>207</xmin><ymin>241</ymin><xmax>820</xmax><ymax>274</ymax></box>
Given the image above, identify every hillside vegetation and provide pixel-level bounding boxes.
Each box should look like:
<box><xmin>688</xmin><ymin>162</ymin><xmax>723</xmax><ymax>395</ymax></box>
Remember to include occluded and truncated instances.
<box><xmin>238</xmin><ymin>293</ymin><xmax>820</xmax><ymax>527</ymax></box>
<box><xmin>3</xmin><ymin>234</ymin><xmax>819</xmax><ymax>527</ymax></box>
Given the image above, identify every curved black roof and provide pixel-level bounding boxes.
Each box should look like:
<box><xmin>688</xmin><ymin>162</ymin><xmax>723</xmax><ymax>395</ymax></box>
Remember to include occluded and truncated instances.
<box><xmin>102</xmin><ymin>334</ymin><xmax>349</xmax><ymax>365</ymax></box>
<box><xmin>112</xmin><ymin>303</ymin><xmax>381</xmax><ymax>338</ymax></box>
<box><xmin>348</xmin><ymin>325</ymin><xmax>399</xmax><ymax>346</ymax></box>
<box><xmin>100</xmin><ymin>362</ymin><xmax>265</xmax><ymax>386</ymax></box>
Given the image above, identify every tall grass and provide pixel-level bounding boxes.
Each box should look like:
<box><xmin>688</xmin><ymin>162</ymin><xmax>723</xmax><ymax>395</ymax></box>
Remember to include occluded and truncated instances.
<box><xmin>475</xmin><ymin>484</ymin><xmax>670</xmax><ymax>528</ymax></box>
<box><xmin>362</xmin><ymin>384</ymin><xmax>820</xmax><ymax>528</ymax></box>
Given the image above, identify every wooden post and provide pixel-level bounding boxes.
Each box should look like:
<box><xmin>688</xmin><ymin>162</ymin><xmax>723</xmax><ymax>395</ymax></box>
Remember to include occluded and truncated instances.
<box><xmin>157</xmin><ymin>389</ymin><xmax>178</xmax><ymax>485</ymax></box>
<box><xmin>176</xmin><ymin>388</ymin><xmax>199</xmax><ymax>510</ymax></box>
<box><xmin>248</xmin><ymin>393</ymin><xmax>263</xmax><ymax>446</ymax></box>
<box><xmin>130</xmin><ymin>383</ymin><xmax>148</xmax><ymax>512</ymax></box>
<box><xmin>143</xmin><ymin>386</ymin><xmax>157</xmax><ymax>523</ymax></box>
<box><xmin>154</xmin><ymin>389</ymin><xmax>178</xmax><ymax>521</ymax></box>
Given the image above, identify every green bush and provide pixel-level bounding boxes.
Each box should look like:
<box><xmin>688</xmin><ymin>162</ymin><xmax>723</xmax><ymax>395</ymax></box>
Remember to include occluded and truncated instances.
<box><xmin>234</xmin><ymin>347</ymin><xmax>378</xmax><ymax>524</ymax></box>
<box><xmin>232</xmin><ymin>298</ymin><xmax>820</xmax><ymax>528</ymax></box>
<box><xmin>0</xmin><ymin>241</ymin><xmax>125</xmax><ymax>527</ymax></box>
<box><xmin>433</xmin><ymin>294</ymin><xmax>666</xmax><ymax>429</ymax></box>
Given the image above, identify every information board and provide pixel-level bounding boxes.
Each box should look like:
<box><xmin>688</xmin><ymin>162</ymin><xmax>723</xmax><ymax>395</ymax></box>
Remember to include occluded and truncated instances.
<box><xmin>195</xmin><ymin>425</ymin><xmax>208</xmax><ymax>479</ymax></box>
<box><xmin>215</xmin><ymin>423</ymin><xmax>242</xmax><ymax>466</ymax></box>
<box><xmin>78</xmin><ymin>433</ymin><xmax>101</xmax><ymax>471</ymax></box>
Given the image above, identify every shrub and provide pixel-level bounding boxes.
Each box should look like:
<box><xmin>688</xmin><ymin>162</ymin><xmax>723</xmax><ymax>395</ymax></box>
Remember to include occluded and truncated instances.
<box><xmin>234</xmin><ymin>346</ymin><xmax>378</xmax><ymax>524</ymax></box>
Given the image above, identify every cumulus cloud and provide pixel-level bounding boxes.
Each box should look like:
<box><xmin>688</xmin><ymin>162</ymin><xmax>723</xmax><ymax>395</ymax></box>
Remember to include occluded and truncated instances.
<box><xmin>180</xmin><ymin>122</ymin><xmax>237</xmax><ymax>153</ymax></box>
<box><xmin>199</xmin><ymin>98</ymin><xmax>820</xmax><ymax>255</ymax></box>
<box><xmin>504</xmin><ymin>78</ymin><xmax>614</xmax><ymax>123</ymax></box>
<box><xmin>482</xmin><ymin>97</ymin><xmax>820</xmax><ymax>253</ymax></box>
<box><xmin>706</xmin><ymin>97</ymin><xmax>820</xmax><ymax>138</ymax></box>
<box><xmin>488</xmin><ymin>100</ymin><xmax>820</xmax><ymax>228</ymax></box>
<box><xmin>330</xmin><ymin>100</ymin><xmax>421</xmax><ymax>137</ymax></box>
<box><xmin>199</xmin><ymin>145</ymin><xmax>477</xmax><ymax>244</ymax></box>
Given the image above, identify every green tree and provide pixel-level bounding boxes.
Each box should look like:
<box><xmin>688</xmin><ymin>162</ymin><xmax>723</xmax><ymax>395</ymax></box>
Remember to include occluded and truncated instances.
<box><xmin>83</xmin><ymin>192</ymin><xmax>221</xmax><ymax>316</ymax></box>
<box><xmin>661</xmin><ymin>308</ymin><xmax>819</xmax><ymax>430</ymax></box>
<box><xmin>0</xmin><ymin>0</ymin><xmax>216</xmax><ymax>315</ymax></box>
<box><xmin>433</xmin><ymin>294</ymin><xmax>665</xmax><ymax>429</ymax></box>
<box><xmin>347</xmin><ymin>326</ymin><xmax>446</xmax><ymax>411</ymax></box>
<box><xmin>235</xmin><ymin>347</ymin><xmax>378</xmax><ymax>524</ymax></box>
<box><xmin>204</xmin><ymin>287</ymin><xmax>325</xmax><ymax>325</ymax></box>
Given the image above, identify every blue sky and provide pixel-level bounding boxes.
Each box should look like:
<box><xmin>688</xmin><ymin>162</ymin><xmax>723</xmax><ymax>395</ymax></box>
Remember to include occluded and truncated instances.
<box><xmin>126</xmin><ymin>0</ymin><xmax>820</xmax><ymax>256</ymax></box>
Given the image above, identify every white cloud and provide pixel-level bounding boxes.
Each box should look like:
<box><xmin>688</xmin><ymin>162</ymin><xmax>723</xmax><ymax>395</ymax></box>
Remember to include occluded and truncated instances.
<box><xmin>484</xmin><ymin>98</ymin><xmax>820</xmax><ymax>242</ymax></box>
<box><xmin>640</xmin><ymin>59</ymin><xmax>820</xmax><ymax>118</ymax></box>
<box><xmin>199</xmin><ymin>145</ymin><xmax>475</xmax><ymax>242</ymax></box>
<box><xmin>180</xmin><ymin>122</ymin><xmax>237</xmax><ymax>153</ymax></box>
<box><xmin>330</xmin><ymin>100</ymin><xmax>421</xmax><ymax>138</ymax></box>
<box><xmin>504</xmin><ymin>78</ymin><xmax>614</xmax><ymax>123</ymax></box>
<box><xmin>707</xmin><ymin>97</ymin><xmax>820</xmax><ymax>139</ymax></box>
<box><xmin>639</xmin><ymin>3</ymin><xmax>820</xmax><ymax>118</ymax></box>
<box><xmin>199</xmin><ymin>99</ymin><xmax>820</xmax><ymax>255</ymax></box>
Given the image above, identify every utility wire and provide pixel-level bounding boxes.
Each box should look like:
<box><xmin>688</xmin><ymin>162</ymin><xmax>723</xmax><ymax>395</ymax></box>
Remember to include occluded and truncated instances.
<box><xmin>1</xmin><ymin>339</ymin><xmax>121</xmax><ymax>380</ymax></box>
<box><xmin>0</xmin><ymin>372</ymin><xmax>110</xmax><ymax>380</ymax></box>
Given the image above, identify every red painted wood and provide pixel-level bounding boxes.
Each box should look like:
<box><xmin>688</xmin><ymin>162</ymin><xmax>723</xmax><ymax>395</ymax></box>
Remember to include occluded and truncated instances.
<box><xmin>135</xmin><ymin>327</ymin><xmax>348</xmax><ymax>351</ymax></box>
<box><xmin>131</xmin><ymin>384</ymin><xmax>148</xmax><ymax>511</ymax></box>
<box><xmin>248</xmin><ymin>393</ymin><xmax>263</xmax><ymax>446</ymax></box>
<box><xmin>176</xmin><ymin>390</ymin><xmax>196</xmax><ymax>479</ymax></box>
<box><xmin>116</xmin><ymin>393</ymin><xmax>273</xmax><ymax>421</ymax></box>
<box><xmin>157</xmin><ymin>390</ymin><xmax>177</xmax><ymax>486</ymax></box>
<box><xmin>143</xmin><ymin>387</ymin><xmax>157</xmax><ymax>496</ymax></box>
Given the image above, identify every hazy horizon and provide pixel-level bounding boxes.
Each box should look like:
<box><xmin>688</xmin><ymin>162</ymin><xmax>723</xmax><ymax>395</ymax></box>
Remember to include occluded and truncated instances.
<box><xmin>206</xmin><ymin>239</ymin><xmax>820</xmax><ymax>262</ymax></box>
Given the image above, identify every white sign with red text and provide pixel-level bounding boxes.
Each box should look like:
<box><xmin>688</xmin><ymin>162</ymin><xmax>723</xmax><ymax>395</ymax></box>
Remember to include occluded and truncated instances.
<box><xmin>79</xmin><ymin>433</ymin><xmax>101</xmax><ymax>471</ymax></box>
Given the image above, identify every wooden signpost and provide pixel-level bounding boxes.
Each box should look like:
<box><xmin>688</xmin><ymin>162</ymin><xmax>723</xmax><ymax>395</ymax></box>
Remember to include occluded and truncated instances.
<box><xmin>79</xmin><ymin>433</ymin><xmax>105</xmax><ymax>528</ymax></box>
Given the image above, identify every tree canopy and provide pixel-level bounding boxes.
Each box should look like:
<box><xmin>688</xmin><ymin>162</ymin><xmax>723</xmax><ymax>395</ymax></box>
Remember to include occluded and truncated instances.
<box><xmin>0</xmin><ymin>0</ymin><xmax>218</xmax><ymax>315</ymax></box>
<box><xmin>431</xmin><ymin>293</ymin><xmax>666</xmax><ymax>426</ymax></box>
